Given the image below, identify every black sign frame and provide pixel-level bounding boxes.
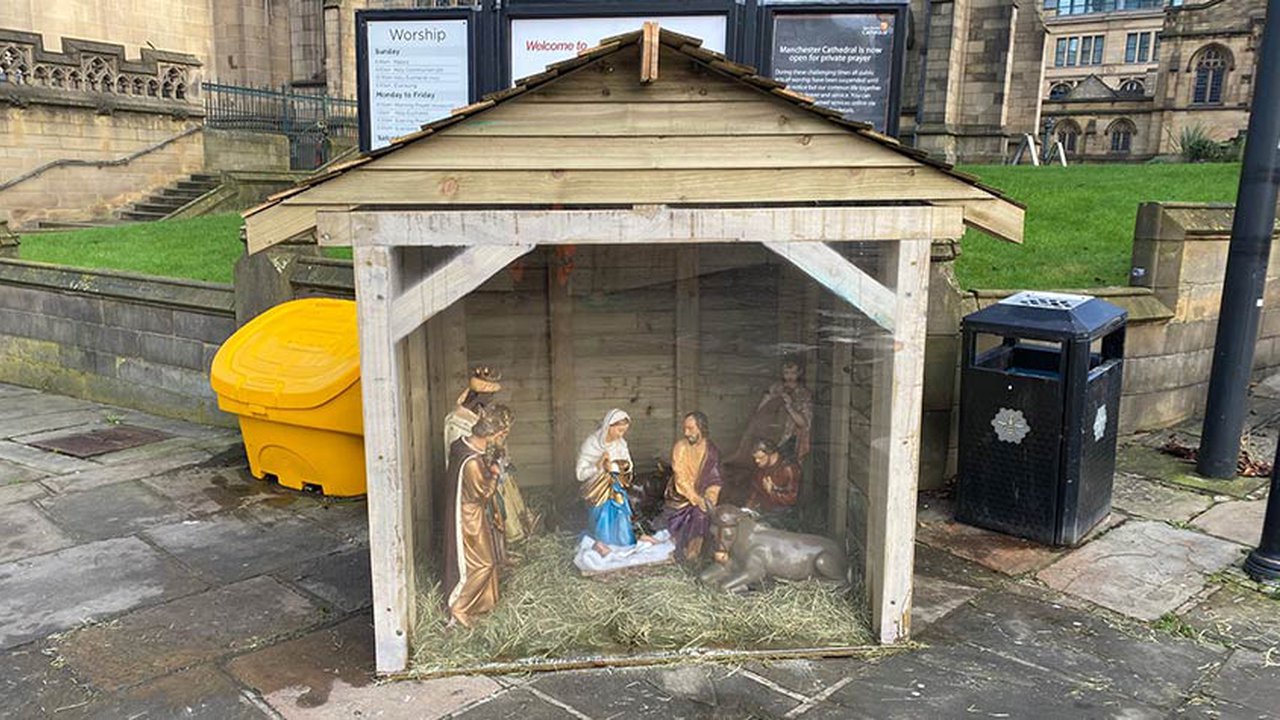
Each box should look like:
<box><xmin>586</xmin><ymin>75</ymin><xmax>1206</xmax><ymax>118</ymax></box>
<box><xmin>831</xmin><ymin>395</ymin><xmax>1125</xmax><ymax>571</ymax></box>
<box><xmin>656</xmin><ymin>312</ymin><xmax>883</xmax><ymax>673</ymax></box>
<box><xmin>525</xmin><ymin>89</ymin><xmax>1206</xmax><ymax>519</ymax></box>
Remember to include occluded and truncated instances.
<box><xmin>356</xmin><ymin>7</ymin><xmax>487</xmax><ymax>153</ymax></box>
<box><xmin>754</xmin><ymin>0</ymin><xmax>908</xmax><ymax>136</ymax></box>
<box><xmin>498</xmin><ymin>0</ymin><xmax>745</xmax><ymax>87</ymax></box>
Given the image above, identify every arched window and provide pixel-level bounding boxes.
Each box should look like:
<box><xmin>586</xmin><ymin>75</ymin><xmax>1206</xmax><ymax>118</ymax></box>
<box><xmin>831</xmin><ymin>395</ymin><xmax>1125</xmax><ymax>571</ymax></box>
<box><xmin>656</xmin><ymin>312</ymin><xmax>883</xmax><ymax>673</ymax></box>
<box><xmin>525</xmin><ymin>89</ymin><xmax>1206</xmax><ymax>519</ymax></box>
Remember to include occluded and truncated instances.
<box><xmin>1055</xmin><ymin>119</ymin><xmax>1082</xmax><ymax>155</ymax></box>
<box><xmin>133</xmin><ymin>77</ymin><xmax>145</xmax><ymax>95</ymax></box>
<box><xmin>1192</xmin><ymin>45</ymin><xmax>1229</xmax><ymax>104</ymax></box>
<box><xmin>116</xmin><ymin>76</ymin><xmax>129</xmax><ymax>94</ymax></box>
<box><xmin>50</xmin><ymin>68</ymin><xmax>65</xmax><ymax>88</ymax></box>
<box><xmin>1109</xmin><ymin>119</ymin><xmax>1136</xmax><ymax>153</ymax></box>
<box><xmin>67</xmin><ymin>70</ymin><xmax>82</xmax><ymax>90</ymax></box>
<box><xmin>147</xmin><ymin>79</ymin><xmax>159</xmax><ymax>97</ymax></box>
<box><xmin>1049</xmin><ymin>82</ymin><xmax>1072</xmax><ymax>100</ymax></box>
<box><xmin>161</xmin><ymin>68</ymin><xmax>187</xmax><ymax>99</ymax></box>
<box><xmin>33</xmin><ymin>66</ymin><xmax>48</xmax><ymax>86</ymax></box>
<box><xmin>0</xmin><ymin>45</ymin><xmax>28</xmax><ymax>84</ymax></box>
<box><xmin>1119</xmin><ymin>79</ymin><xmax>1145</xmax><ymax>95</ymax></box>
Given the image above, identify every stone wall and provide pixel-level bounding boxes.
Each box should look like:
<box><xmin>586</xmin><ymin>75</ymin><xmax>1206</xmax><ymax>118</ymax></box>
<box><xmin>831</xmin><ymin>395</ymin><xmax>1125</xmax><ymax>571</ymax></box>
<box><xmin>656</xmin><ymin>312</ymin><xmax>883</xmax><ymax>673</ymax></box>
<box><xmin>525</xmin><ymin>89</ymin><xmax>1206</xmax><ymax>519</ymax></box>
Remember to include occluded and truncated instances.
<box><xmin>0</xmin><ymin>30</ymin><xmax>206</xmax><ymax>227</ymax></box>
<box><xmin>919</xmin><ymin>202</ymin><xmax>1280</xmax><ymax>490</ymax></box>
<box><xmin>0</xmin><ymin>260</ymin><xmax>235</xmax><ymax>426</ymax></box>
<box><xmin>203</xmin><ymin>129</ymin><xmax>291</xmax><ymax>173</ymax></box>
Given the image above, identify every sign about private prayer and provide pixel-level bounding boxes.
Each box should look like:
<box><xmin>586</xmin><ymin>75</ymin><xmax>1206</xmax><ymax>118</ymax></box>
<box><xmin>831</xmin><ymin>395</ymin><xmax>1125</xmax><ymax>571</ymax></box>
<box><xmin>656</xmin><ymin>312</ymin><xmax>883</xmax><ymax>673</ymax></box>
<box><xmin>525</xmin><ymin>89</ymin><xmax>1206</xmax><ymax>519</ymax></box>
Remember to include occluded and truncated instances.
<box><xmin>509</xmin><ymin>15</ymin><xmax>727</xmax><ymax>83</ymax></box>
<box><xmin>770</xmin><ymin>13</ymin><xmax>896</xmax><ymax>132</ymax></box>
<box><xmin>364</xmin><ymin>19</ymin><xmax>470</xmax><ymax>151</ymax></box>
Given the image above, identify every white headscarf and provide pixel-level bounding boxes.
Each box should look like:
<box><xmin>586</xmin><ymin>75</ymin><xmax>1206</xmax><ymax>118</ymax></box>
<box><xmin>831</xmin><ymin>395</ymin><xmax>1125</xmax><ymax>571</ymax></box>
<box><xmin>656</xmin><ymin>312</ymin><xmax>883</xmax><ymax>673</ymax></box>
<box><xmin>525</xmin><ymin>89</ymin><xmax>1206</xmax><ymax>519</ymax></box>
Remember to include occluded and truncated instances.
<box><xmin>575</xmin><ymin>409</ymin><xmax>632</xmax><ymax>483</ymax></box>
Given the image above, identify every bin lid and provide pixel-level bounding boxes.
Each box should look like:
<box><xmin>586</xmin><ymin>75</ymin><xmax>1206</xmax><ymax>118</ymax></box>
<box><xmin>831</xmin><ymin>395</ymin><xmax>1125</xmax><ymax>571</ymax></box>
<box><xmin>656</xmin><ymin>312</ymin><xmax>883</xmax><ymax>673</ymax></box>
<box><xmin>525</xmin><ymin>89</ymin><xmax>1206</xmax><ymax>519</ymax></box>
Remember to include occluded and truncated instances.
<box><xmin>211</xmin><ymin>298</ymin><xmax>359</xmax><ymax>410</ymax></box>
<box><xmin>962</xmin><ymin>291</ymin><xmax>1127</xmax><ymax>340</ymax></box>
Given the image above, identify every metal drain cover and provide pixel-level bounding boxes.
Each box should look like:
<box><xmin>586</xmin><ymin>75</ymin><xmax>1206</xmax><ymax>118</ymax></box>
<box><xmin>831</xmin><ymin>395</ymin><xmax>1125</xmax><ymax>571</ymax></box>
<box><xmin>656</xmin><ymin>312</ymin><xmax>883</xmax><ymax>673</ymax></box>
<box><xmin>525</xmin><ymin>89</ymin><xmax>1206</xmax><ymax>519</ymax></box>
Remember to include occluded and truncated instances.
<box><xmin>29</xmin><ymin>425</ymin><xmax>173</xmax><ymax>458</ymax></box>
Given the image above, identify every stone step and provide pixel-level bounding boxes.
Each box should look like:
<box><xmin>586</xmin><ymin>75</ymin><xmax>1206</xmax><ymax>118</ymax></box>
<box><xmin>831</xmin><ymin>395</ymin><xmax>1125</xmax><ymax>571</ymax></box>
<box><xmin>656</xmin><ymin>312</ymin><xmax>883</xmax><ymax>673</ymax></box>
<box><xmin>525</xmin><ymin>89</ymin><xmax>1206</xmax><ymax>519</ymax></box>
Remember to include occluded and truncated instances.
<box><xmin>174</xmin><ymin>180</ymin><xmax>218</xmax><ymax>193</ymax></box>
<box><xmin>35</xmin><ymin>220</ymin><xmax>124</xmax><ymax>230</ymax></box>
<box><xmin>131</xmin><ymin>201</ymin><xmax>185</xmax><ymax>215</ymax></box>
<box><xmin>158</xmin><ymin>188</ymin><xmax>206</xmax><ymax>200</ymax></box>
<box><xmin>118</xmin><ymin>209</ymin><xmax>169</xmax><ymax>222</ymax></box>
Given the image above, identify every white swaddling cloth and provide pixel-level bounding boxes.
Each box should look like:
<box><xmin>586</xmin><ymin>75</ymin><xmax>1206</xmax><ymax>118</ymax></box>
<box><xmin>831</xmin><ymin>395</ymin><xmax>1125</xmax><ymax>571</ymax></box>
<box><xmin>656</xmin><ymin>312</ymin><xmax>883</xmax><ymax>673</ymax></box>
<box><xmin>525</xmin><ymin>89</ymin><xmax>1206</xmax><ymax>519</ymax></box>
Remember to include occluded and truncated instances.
<box><xmin>573</xmin><ymin>530</ymin><xmax>676</xmax><ymax>575</ymax></box>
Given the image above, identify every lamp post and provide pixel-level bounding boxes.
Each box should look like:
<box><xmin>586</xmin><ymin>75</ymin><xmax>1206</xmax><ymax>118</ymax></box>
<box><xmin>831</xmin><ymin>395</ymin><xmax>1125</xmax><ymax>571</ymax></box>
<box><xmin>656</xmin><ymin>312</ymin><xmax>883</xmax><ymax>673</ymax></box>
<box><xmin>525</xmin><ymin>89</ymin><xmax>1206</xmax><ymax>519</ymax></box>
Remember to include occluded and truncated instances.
<box><xmin>1197</xmin><ymin>0</ymin><xmax>1280</xmax><ymax>478</ymax></box>
<box><xmin>1244</xmin><ymin>439</ymin><xmax>1280</xmax><ymax>582</ymax></box>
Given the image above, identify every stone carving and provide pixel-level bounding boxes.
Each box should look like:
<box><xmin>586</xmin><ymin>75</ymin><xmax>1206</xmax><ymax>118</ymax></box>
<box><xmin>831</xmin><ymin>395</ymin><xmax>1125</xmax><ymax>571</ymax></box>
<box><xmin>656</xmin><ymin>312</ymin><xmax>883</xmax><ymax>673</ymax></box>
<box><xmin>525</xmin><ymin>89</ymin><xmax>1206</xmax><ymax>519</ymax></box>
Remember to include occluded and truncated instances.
<box><xmin>0</xmin><ymin>29</ymin><xmax>198</xmax><ymax>102</ymax></box>
<box><xmin>700</xmin><ymin>505</ymin><xmax>848</xmax><ymax>593</ymax></box>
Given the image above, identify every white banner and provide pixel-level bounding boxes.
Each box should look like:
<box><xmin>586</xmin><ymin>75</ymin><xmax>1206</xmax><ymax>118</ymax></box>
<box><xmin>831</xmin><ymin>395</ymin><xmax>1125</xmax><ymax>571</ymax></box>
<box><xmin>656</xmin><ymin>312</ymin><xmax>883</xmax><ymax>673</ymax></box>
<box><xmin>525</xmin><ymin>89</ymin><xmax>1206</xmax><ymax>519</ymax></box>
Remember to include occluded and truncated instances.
<box><xmin>509</xmin><ymin>15</ymin><xmax>728</xmax><ymax>83</ymax></box>
<box><xmin>365</xmin><ymin>19</ymin><xmax>470</xmax><ymax>150</ymax></box>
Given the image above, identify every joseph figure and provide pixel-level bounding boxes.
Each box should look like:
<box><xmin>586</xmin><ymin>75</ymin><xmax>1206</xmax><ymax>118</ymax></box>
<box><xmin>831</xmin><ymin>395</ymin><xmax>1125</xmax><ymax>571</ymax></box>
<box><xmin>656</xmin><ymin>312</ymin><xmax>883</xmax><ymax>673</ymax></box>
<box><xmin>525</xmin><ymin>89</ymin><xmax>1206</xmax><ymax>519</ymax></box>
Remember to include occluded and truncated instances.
<box><xmin>660</xmin><ymin>411</ymin><xmax>723</xmax><ymax>563</ymax></box>
<box><xmin>443</xmin><ymin>406</ymin><xmax>510</xmax><ymax>628</ymax></box>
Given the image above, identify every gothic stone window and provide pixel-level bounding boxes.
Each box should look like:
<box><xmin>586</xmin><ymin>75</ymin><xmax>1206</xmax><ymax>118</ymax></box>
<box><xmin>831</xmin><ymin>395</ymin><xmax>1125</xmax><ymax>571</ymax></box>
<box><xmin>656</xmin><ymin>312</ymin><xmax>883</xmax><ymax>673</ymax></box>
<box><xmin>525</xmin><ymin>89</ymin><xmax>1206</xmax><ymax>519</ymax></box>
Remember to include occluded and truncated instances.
<box><xmin>161</xmin><ymin>67</ymin><xmax>187</xmax><ymax>100</ymax></box>
<box><xmin>1109</xmin><ymin>119</ymin><xmax>1135</xmax><ymax>153</ymax></box>
<box><xmin>1192</xmin><ymin>45</ymin><xmax>1229</xmax><ymax>104</ymax></box>
<box><xmin>1049</xmin><ymin>82</ymin><xmax>1072</xmax><ymax>100</ymax></box>
<box><xmin>1056</xmin><ymin>119</ymin><xmax>1082</xmax><ymax>154</ymax></box>
<box><xmin>0</xmin><ymin>45</ymin><xmax>29</xmax><ymax>84</ymax></box>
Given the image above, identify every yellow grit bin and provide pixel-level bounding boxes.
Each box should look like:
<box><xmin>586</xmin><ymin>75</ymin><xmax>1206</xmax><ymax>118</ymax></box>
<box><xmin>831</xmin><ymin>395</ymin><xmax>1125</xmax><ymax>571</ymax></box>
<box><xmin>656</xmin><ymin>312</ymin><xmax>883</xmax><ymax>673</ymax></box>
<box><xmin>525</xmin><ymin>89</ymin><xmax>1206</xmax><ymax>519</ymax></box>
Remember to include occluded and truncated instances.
<box><xmin>211</xmin><ymin>298</ymin><xmax>366</xmax><ymax>497</ymax></box>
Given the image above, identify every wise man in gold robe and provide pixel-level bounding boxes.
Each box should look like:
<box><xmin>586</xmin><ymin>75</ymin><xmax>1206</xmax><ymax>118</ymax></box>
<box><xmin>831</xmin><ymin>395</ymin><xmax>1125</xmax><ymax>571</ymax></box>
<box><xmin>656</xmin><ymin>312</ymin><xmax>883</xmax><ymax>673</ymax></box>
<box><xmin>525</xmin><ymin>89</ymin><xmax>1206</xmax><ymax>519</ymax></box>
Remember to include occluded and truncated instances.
<box><xmin>443</xmin><ymin>405</ymin><xmax>511</xmax><ymax>628</ymax></box>
<box><xmin>442</xmin><ymin>367</ymin><xmax>535</xmax><ymax>544</ymax></box>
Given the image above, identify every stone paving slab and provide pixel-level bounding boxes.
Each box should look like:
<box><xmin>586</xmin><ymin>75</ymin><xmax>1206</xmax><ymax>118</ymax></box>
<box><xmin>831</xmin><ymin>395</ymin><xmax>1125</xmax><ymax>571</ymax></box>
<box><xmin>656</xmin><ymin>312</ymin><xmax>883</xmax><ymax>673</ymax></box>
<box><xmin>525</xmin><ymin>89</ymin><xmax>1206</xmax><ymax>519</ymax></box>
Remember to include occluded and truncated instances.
<box><xmin>909</xmin><ymin>575</ymin><xmax>983</xmax><ymax>631</ymax></box>
<box><xmin>1115</xmin><ymin>445</ymin><xmax>1266</xmax><ymax>499</ymax></box>
<box><xmin>277</xmin><ymin>548</ymin><xmax>372</xmax><ymax>612</ymax></box>
<box><xmin>0</xmin><ymin>644</ymin><xmax>95</xmax><ymax>717</ymax></box>
<box><xmin>1112</xmin><ymin>472</ymin><xmax>1215</xmax><ymax>523</ymax></box>
<box><xmin>0</xmin><ymin>383</ymin><xmax>38</xmax><ymax>398</ymax></box>
<box><xmin>745</xmin><ymin>658</ymin><xmax>857</xmax><ymax>698</ymax></box>
<box><xmin>36</xmin><ymin>481</ymin><xmax>186</xmax><ymax>542</ymax></box>
<box><xmin>914</xmin><ymin>497</ymin><xmax>1066</xmax><ymax>576</ymax></box>
<box><xmin>0</xmin><ymin>458</ymin><xmax>48</xmax><ymax>485</ymax></box>
<box><xmin>1204</xmin><ymin>649</ymin><xmax>1280</xmax><ymax>718</ymax></box>
<box><xmin>41</xmin><ymin>446</ymin><xmax>218</xmax><ymax>494</ymax></box>
<box><xmin>0</xmin><ymin>502</ymin><xmax>74</xmax><ymax>564</ymax></box>
<box><xmin>808</xmin><ymin>642</ymin><xmax>1164</xmax><ymax>720</ymax></box>
<box><xmin>56</xmin><ymin>576</ymin><xmax>326</xmax><ymax>692</ymax></box>
<box><xmin>1037</xmin><ymin>520</ymin><xmax>1246</xmax><ymax>621</ymax></box>
<box><xmin>0</xmin><ymin>536</ymin><xmax>206</xmax><ymax>650</ymax></box>
<box><xmin>293</xmin><ymin>499</ymin><xmax>370</xmax><ymax>545</ymax></box>
<box><xmin>226</xmin><ymin>614</ymin><xmax>501</xmax><ymax>719</ymax></box>
<box><xmin>0</xmin><ymin>439</ymin><xmax>100</xmax><ymax>475</ymax></box>
<box><xmin>0</xmin><ymin>480</ymin><xmax>48</xmax><ymax>506</ymax></box>
<box><xmin>0</xmin><ymin>409</ymin><xmax>114</xmax><ymax>441</ymax></box>
<box><xmin>144</xmin><ymin>507</ymin><xmax>356</xmax><ymax>583</ymax></box>
<box><xmin>532</xmin><ymin>665</ymin><xmax>803</xmax><ymax>719</ymax></box>
<box><xmin>453</xmin><ymin>687</ymin><xmax>576</xmax><ymax>720</ymax></box>
<box><xmin>142</xmin><ymin>466</ymin><xmax>290</xmax><ymax>517</ymax></box>
<box><xmin>68</xmin><ymin>666</ymin><xmax>269</xmax><ymax>719</ymax></box>
<box><xmin>1183</xmin><ymin>583</ymin><xmax>1280</xmax><ymax>652</ymax></box>
<box><xmin>920</xmin><ymin>591</ymin><xmax>1225</xmax><ymax>710</ymax></box>
<box><xmin>1192</xmin><ymin>499</ymin><xmax>1269</xmax><ymax>547</ymax></box>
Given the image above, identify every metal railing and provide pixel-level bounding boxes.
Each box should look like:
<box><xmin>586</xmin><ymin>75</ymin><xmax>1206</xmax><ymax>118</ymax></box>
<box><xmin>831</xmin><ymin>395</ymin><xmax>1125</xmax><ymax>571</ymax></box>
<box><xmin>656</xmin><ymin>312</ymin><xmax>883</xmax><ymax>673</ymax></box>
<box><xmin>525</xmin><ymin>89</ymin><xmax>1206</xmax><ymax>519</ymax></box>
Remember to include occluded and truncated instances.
<box><xmin>202</xmin><ymin>82</ymin><xmax>359</xmax><ymax>170</ymax></box>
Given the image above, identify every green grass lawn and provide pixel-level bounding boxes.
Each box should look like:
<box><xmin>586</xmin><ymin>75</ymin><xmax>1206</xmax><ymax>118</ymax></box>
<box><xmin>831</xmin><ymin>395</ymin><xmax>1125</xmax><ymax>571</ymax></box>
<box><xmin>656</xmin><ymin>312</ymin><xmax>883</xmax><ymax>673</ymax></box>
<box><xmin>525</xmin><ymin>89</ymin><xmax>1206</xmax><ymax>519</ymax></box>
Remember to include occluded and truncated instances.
<box><xmin>10</xmin><ymin>163</ymin><xmax>1244</xmax><ymax>289</ymax></box>
<box><xmin>953</xmin><ymin>163</ymin><xmax>1241</xmax><ymax>290</ymax></box>
<box><xmin>17</xmin><ymin>213</ymin><xmax>244</xmax><ymax>284</ymax></box>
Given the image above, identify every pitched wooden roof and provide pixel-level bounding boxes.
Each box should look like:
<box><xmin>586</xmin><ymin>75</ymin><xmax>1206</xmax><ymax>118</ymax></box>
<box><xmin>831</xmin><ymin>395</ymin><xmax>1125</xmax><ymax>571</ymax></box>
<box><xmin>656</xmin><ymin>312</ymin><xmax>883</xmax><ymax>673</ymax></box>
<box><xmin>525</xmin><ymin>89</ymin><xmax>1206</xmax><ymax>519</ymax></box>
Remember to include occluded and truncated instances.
<box><xmin>244</xmin><ymin>27</ymin><xmax>1024</xmax><ymax>252</ymax></box>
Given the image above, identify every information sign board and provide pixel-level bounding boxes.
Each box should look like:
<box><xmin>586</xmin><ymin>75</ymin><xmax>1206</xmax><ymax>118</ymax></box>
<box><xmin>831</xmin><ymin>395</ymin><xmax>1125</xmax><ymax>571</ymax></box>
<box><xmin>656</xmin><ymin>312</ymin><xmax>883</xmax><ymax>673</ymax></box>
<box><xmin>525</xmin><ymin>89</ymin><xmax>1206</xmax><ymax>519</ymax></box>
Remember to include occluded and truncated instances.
<box><xmin>509</xmin><ymin>15</ymin><xmax>728</xmax><ymax>82</ymax></box>
<box><xmin>359</xmin><ymin>17</ymin><xmax>471</xmax><ymax>151</ymax></box>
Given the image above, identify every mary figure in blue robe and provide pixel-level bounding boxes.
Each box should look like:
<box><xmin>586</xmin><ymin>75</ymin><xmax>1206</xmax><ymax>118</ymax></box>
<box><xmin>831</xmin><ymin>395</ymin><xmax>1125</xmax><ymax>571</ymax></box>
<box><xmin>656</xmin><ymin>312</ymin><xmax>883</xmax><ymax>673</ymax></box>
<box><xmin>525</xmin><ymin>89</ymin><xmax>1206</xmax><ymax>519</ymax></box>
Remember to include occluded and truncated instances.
<box><xmin>576</xmin><ymin>408</ymin><xmax>636</xmax><ymax>555</ymax></box>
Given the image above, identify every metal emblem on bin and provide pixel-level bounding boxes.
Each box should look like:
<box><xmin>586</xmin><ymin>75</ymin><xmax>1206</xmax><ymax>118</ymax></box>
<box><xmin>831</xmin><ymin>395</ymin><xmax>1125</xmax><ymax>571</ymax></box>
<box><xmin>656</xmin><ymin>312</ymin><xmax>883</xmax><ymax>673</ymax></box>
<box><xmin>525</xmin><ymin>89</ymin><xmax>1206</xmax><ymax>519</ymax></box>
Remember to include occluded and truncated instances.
<box><xmin>1093</xmin><ymin>405</ymin><xmax>1108</xmax><ymax>442</ymax></box>
<box><xmin>992</xmin><ymin>408</ymin><xmax>1030</xmax><ymax>444</ymax></box>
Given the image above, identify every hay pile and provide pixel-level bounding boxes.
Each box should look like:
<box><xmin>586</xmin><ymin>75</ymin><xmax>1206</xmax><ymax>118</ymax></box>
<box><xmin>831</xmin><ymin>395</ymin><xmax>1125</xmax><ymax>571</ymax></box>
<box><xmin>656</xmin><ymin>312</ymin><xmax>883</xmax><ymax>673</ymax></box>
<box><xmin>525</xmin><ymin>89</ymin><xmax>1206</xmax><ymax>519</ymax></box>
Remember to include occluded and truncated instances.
<box><xmin>410</xmin><ymin>533</ymin><xmax>872</xmax><ymax>674</ymax></box>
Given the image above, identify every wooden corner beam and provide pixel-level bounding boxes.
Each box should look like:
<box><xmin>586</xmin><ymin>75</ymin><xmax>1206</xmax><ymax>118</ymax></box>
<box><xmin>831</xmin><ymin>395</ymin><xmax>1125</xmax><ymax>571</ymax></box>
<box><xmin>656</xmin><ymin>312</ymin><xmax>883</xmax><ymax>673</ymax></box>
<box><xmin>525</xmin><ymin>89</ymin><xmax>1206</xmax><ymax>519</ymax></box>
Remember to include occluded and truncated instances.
<box><xmin>389</xmin><ymin>244</ymin><xmax>535</xmax><ymax>342</ymax></box>
<box><xmin>762</xmin><ymin>241</ymin><xmax>897</xmax><ymax>333</ymax></box>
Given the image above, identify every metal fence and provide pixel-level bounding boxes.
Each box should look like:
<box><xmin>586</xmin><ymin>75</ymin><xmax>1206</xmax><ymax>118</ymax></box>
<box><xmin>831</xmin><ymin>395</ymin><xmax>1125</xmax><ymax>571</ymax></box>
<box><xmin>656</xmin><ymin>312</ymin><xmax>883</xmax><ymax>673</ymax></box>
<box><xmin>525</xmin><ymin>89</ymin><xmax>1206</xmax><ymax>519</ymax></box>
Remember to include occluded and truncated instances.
<box><xmin>202</xmin><ymin>82</ymin><xmax>359</xmax><ymax>170</ymax></box>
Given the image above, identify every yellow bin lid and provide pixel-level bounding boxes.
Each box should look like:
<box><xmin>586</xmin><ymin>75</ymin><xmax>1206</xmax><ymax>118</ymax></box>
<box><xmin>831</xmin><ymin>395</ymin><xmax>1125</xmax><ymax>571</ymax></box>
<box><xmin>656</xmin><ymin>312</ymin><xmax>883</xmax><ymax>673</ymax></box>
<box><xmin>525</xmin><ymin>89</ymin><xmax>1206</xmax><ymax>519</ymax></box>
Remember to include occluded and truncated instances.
<box><xmin>211</xmin><ymin>298</ymin><xmax>359</xmax><ymax>410</ymax></box>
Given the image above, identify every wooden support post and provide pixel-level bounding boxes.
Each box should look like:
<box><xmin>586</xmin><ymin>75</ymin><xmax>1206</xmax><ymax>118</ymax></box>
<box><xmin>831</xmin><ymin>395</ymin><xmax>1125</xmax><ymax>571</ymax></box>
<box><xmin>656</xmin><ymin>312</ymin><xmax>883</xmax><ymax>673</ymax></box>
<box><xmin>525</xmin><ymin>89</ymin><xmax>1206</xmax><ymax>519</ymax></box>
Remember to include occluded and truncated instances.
<box><xmin>353</xmin><ymin>244</ymin><xmax>414</xmax><ymax>673</ymax></box>
<box><xmin>675</xmin><ymin>247</ymin><xmax>700</xmax><ymax>416</ymax></box>
<box><xmin>866</xmin><ymin>239</ymin><xmax>930</xmax><ymax>644</ymax></box>
<box><xmin>548</xmin><ymin>249</ymin><xmax>577</xmax><ymax>490</ymax></box>
<box><xmin>402</xmin><ymin>250</ymin><xmax>435</xmax><ymax>573</ymax></box>
<box><xmin>827</xmin><ymin>329</ymin><xmax>853</xmax><ymax>541</ymax></box>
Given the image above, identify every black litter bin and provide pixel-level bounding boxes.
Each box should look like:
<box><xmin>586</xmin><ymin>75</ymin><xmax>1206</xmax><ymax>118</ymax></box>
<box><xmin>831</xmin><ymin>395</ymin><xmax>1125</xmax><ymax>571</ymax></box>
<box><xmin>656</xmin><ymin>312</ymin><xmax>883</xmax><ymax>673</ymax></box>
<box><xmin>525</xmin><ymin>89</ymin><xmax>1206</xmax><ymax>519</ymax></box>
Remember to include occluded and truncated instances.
<box><xmin>955</xmin><ymin>291</ymin><xmax>1126</xmax><ymax>546</ymax></box>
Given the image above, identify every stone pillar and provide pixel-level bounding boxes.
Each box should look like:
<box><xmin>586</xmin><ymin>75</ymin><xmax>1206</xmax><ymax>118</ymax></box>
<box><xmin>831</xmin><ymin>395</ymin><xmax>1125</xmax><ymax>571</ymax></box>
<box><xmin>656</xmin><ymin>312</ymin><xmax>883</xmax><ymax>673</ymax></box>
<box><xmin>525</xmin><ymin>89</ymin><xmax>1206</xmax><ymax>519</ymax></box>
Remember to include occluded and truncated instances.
<box><xmin>0</xmin><ymin>222</ymin><xmax>19</xmax><ymax>259</ymax></box>
<box><xmin>920</xmin><ymin>240</ymin><xmax>966</xmax><ymax>490</ymax></box>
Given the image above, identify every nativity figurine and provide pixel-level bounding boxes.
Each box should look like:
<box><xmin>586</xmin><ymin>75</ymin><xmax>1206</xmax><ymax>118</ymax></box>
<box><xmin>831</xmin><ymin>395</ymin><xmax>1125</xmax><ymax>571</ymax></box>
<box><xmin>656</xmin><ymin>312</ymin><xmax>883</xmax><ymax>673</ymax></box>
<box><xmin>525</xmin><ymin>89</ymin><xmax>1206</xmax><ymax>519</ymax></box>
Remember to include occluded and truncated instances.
<box><xmin>442</xmin><ymin>367</ymin><xmax>537</xmax><ymax>544</ymax></box>
<box><xmin>660</xmin><ymin>411</ymin><xmax>723</xmax><ymax>563</ymax></box>
<box><xmin>443</xmin><ymin>405</ymin><xmax>512</xmax><ymax>627</ymax></box>
<box><xmin>700</xmin><ymin>504</ymin><xmax>848</xmax><ymax>594</ymax></box>
<box><xmin>745</xmin><ymin>439</ymin><xmax>800</xmax><ymax>513</ymax></box>
<box><xmin>572</xmin><ymin>409</ymin><xmax>675</xmax><ymax>575</ymax></box>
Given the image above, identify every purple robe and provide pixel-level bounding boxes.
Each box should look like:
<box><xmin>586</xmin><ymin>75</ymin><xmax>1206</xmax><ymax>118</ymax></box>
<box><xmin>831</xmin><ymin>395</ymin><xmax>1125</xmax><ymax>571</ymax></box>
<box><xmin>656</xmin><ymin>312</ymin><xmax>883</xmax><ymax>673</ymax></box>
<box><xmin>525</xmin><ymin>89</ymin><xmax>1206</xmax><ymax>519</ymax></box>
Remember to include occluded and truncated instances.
<box><xmin>660</xmin><ymin>440</ymin><xmax>723</xmax><ymax>559</ymax></box>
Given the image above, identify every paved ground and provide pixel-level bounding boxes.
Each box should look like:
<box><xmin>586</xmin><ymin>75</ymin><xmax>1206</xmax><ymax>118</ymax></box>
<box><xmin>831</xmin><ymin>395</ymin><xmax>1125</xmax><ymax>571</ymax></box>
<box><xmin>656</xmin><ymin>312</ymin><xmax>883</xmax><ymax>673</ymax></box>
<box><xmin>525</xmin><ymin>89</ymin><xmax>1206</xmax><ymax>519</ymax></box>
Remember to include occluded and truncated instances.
<box><xmin>1</xmin><ymin>381</ymin><xmax>1278</xmax><ymax>719</ymax></box>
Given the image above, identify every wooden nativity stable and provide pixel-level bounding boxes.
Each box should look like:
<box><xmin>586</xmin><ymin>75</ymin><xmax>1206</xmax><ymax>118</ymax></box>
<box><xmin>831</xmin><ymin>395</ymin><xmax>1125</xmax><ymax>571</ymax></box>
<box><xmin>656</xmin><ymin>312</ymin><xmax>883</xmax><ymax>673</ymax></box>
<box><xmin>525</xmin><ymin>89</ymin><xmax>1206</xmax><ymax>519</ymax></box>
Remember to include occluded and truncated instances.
<box><xmin>242</xmin><ymin>26</ymin><xmax>1024</xmax><ymax>674</ymax></box>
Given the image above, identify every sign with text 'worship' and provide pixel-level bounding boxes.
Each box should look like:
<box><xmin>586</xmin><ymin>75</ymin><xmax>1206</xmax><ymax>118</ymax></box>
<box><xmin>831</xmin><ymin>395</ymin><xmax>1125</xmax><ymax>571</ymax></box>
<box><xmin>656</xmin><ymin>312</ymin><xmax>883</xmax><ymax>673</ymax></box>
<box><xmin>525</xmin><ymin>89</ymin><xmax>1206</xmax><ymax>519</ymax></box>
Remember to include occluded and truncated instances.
<box><xmin>362</xmin><ymin>18</ymin><xmax>470</xmax><ymax>151</ymax></box>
